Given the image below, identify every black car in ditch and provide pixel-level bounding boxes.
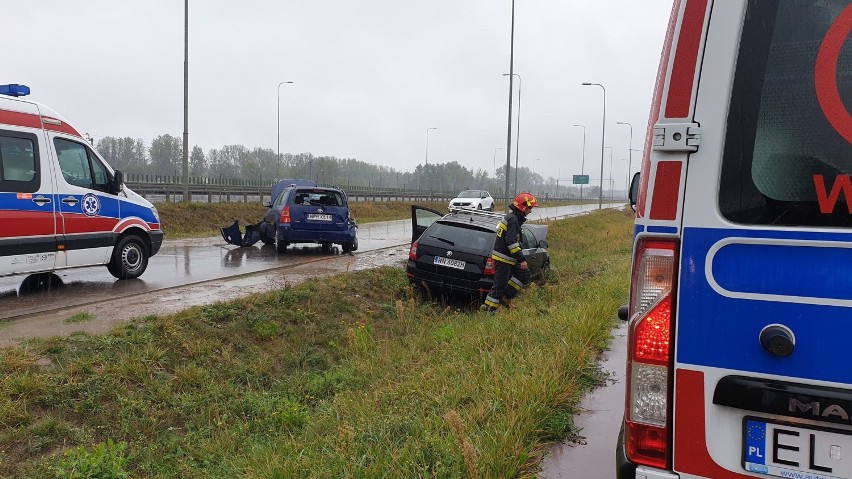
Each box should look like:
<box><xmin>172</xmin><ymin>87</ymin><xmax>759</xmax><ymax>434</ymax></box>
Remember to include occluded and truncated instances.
<box><xmin>407</xmin><ymin>206</ymin><xmax>550</xmax><ymax>300</ymax></box>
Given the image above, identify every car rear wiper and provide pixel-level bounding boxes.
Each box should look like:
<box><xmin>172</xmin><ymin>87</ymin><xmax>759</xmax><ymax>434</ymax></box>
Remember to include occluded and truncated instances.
<box><xmin>430</xmin><ymin>236</ymin><xmax>455</xmax><ymax>245</ymax></box>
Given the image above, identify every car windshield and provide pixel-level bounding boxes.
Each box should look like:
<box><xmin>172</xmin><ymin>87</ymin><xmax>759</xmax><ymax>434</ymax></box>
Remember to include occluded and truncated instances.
<box><xmin>457</xmin><ymin>190</ymin><xmax>481</xmax><ymax>198</ymax></box>
<box><xmin>293</xmin><ymin>189</ymin><xmax>344</xmax><ymax>206</ymax></box>
<box><xmin>427</xmin><ymin>222</ymin><xmax>494</xmax><ymax>251</ymax></box>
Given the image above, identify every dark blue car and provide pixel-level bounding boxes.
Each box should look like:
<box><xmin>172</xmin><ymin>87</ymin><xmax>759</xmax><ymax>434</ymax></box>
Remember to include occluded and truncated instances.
<box><xmin>262</xmin><ymin>180</ymin><xmax>358</xmax><ymax>254</ymax></box>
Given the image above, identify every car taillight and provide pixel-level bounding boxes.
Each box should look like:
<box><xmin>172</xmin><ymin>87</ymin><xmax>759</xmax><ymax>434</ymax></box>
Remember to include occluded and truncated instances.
<box><xmin>409</xmin><ymin>242</ymin><xmax>418</xmax><ymax>261</ymax></box>
<box><xmin>483</xmin><ymin>257</ymin><xmax>496</xmax><ymax>275</ymax></box>
<box><xmin>625</xmin><ymin>238</ymin><xmax>678</xmax><ymax>470</ymax></box>
<box><xmin>280</xmin><ymin>206</ymin><xmax>291</xmax><ymax>224</ymax></box>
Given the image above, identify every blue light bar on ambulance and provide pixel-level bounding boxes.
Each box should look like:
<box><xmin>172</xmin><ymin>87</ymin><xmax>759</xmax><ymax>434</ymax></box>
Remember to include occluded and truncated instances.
<box><xmin>0</xmin><ymin>84</ymin><xmax>31</xmax><ymax>97</ymax></box>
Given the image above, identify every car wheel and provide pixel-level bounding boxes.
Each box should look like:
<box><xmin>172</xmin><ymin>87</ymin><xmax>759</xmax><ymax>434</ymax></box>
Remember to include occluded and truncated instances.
<box><xmin>276</xmin><ymin>236</ymin><xmax>288</xmax><ymax>254</ymax></box>
<box><xmin>477</xmin><ymin>204</ymin><xmax>482</xmax><ymax>210</ymax></box>
<box><xmin>107</xmin><ymin>235</ymin><xmax>149</xmax><ymax>280</ymax></box>
<box><xmin>259</xmin><ymin>222</ymin><xmax>275</xmax><ymax>245</ymax></box>
<box><xmin>321</xmin><ymin>242</ymin><xmax>332</xmax><ymax>253</ymax></box>
<box><xmin>489</xmin><ymin>204</ymin><xmax>494</xmax><ymax>211</ymax></box>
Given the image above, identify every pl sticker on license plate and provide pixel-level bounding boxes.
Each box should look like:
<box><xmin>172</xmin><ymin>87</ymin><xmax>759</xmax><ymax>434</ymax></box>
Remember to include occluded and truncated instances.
<box><xmin>744</xmin><ymin>417</ymin><xmax>852</xmax><ymax>479</ymax></box>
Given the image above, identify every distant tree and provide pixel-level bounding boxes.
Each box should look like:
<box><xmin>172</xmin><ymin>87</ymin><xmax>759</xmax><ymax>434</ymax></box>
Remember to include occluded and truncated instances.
<box><xmin>189</xmin><ymin>145</ymin><xmax>206</xmax><ymax>178</ymax></box>
<box><xmin>149</xmin><ymin>134</ymin><xmax>182</xmax><ymax>176</ymax></box>
<box><xmin>96</xmin><ymin>136</ymin><xmax>147</xmax><ymax>174</ymax></box>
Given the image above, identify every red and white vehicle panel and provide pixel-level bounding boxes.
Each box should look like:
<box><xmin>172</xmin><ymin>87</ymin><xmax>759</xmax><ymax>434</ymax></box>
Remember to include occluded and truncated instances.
<box><xmin>0</xmin><ymin>85</ymin><xmax>162</xmax><ymax>280</ymax></box>
<box><xmin>619</xmin><ymin>1</ymin><xmax>852</xmax><ymax>479</ymax></box>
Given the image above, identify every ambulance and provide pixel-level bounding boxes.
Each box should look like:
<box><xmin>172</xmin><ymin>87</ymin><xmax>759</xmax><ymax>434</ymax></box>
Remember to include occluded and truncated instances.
<box><xmin>0</xmin><ymin>84</ymin><xmax>162</xmax><ymax>280</ymax></box>
<box><xmin>617</xmin><ymin>1</ymin><xmax>852</xmax><ymax>478</ymax></box>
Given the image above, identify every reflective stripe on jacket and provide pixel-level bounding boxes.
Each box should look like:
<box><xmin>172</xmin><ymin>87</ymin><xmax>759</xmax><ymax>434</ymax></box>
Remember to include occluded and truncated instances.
<box><xmin>491</xmin><ymin>210</ymin><xmax>525</xmax><ymax>265</ymax></box>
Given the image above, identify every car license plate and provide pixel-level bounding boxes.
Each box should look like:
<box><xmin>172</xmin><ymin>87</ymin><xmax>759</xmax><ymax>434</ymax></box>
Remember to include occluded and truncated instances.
<box><xmin>743</xmin><ymin>417</ymin><xmax>852</xmax><ymax>479</ymax></box>
<box><xmin>434</xmin><ymin>256</ymin><xmax>465</xmax><ymax>270</ymax></box>
<box><xmin>307</xmin><ymin>213</ymin><xmax>333</xmax><ymax>221</ymax></box>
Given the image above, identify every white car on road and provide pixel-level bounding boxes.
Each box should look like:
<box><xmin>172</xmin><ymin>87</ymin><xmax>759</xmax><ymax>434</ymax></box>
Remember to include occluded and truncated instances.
<box><xmin>449</xmin><ymin>190</ymin><xmax>494</xmax><ymax>211</ymax></box>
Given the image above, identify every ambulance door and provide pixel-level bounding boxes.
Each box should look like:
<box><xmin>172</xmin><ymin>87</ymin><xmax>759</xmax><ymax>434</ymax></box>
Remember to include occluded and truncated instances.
<box><xmin>0</xmin><ymin>128</ymin><xmax>58</xmax><ymax>275</ymax></box>
<box><xmin>51</xmin><ymin>136</ymin><xmax>120</xmax><ymax>268</ymax></box>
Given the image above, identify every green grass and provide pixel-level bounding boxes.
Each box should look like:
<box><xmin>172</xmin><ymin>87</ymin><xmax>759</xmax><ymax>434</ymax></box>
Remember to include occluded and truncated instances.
<box><xmin>63</xmin><ymin>312</ymin><xmax>94</xmax><ymax>324</ymax></box>
<box><xmin>0</xmin><ymin>208</ymin><xmax>634</xmax><ymax>478</ymax></box>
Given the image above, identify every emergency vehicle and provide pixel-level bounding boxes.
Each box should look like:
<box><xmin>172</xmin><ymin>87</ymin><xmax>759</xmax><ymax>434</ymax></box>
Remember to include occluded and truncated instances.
<box><xmin>617</xmin><ymin>1</ymin><xmax>852</xmax><ymax>479</ymax></box>
<box><xmin>0</xmin><ymin>84</ymin><xmax>162</xmax><ymax>280</ymax></box>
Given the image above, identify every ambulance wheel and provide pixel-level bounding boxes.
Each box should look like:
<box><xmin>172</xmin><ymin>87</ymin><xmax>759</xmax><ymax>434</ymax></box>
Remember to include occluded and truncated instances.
<box><xmin>276</xmin><ymin>237</ymin><xmax>288</xmax><ymax>254</ymax></box>
<box><xmin>108</xmin><ymin>235</ymin><xmax>148</xmax><ymax>280</ymax></box>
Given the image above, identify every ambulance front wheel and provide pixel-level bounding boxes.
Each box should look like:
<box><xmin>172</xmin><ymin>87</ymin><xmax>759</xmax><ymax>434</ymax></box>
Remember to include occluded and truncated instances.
<box><xmin>108</xmin><ymin>235</ymin><xmax>149</xmax><ymax>280</ymax></box>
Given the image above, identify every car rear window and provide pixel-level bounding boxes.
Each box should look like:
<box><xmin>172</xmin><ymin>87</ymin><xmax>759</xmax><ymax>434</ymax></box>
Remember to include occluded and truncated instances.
<box><xmin>426</xmin><ymin>222</ymin><xmax>495</xmax><ymax>251</ymax></box>
<box><xmin>293</xmin><ymin>189</ymin><xmax>344</xmax><ymax>206</ymax></box>
<box><xmin>718</xmin><ymin>0</ymin><xmax>852</xmax><ymax>227</ymax></box>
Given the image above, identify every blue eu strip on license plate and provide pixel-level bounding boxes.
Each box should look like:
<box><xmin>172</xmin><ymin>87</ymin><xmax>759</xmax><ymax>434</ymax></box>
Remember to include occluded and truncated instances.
<box><xmin>744</xmin><ymin>418</ymin><xmax>851</xmax><ymax>479</ymax></box>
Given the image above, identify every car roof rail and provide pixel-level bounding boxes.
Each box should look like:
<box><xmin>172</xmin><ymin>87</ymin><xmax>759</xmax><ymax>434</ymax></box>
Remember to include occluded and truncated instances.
<box><xmin>448</xmin><ymin>206</ymin><xmax>504</xmax><ymax>219</ymax></box>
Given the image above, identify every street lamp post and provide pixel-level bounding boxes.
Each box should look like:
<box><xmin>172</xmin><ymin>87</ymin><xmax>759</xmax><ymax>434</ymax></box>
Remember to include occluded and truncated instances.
<box><xmin>182</xmin><ymin>0</ymin><xmax>189</xmax><ymax>202</ymax></box>
<box><xmin>503</xmin><ymin>0</ymin><xmax>517</xmax><ymax>212</ymax></box>
<box><xmin>572</xmin><ymin>124</ymin><xmax>586</xmax><ymax>204</ymax></box>
<box><xmin>277</xmin><ymin>81</ymin><xmax>294</xmax><ymax>179</ymax></box>
<box><xmin>582</xmin><ymin>82</ymin><xmax>606</xmax><ymax>209</ymax></box>
<box><xmin>604</xmin><ymin>147</ymin><xmax>613</xmax><ymax>203</ymax></box>
<box><xmin>616</xmin><ymin>121</ymin><xmax>633</xmax><ymax>201</ymax></box>
<box><xmin>493</xmin><ymin>147</ymin><xmax>503</xmax><ymax>177</ymax></box>
<box><xmin>532</xmin><ymin>158</ymin><xmax>541</xmax><ymax>193</ymax></box>
<box><xmin>502</xmin><ymin>73</ymin><xmax>522</xmax><ymax>198</ymax></box>
<box><xmin>426</xmin><ymin>127</ymin><xmax>437</xmax><ymax>198</ymax></box>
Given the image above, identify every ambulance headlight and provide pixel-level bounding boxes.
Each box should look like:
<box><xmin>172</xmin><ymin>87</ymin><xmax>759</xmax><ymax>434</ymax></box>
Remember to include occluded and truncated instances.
<box><xmin>151</xmin><ymin>207</ymin><xmax>160</xmax><ymax>223</ymax></box>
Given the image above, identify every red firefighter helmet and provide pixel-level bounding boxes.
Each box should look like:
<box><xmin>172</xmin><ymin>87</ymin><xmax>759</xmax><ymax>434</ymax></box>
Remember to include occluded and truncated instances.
<box><xmin>512</xmin><ymin>192</ymin><xmax>538</xmax><ymax>214</ymax></box>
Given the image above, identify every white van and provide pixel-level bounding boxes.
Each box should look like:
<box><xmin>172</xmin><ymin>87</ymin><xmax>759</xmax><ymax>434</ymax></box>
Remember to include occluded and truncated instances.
<box><xmin>617</xmin><ymin>1</ymin><xmax>852</xmax><ymax>478</ymax></box>
<box><xmin>0</xmin><ymin>84</ymin><xmax>162</xmax><ymax>280</ymax></box>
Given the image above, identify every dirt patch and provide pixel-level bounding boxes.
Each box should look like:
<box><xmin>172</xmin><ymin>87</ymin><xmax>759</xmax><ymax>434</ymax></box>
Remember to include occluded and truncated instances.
<box><xmin>0</xmin><ymin>246</ymin><xmax>409</xmax><ymax>348</ymax></box>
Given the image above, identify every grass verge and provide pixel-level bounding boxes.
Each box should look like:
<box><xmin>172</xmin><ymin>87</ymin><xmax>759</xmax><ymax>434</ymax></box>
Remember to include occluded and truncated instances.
<box><xmin>0</xmin><ymin>208</ymin><xmax>633</xmax><ymax>478</ymax></box>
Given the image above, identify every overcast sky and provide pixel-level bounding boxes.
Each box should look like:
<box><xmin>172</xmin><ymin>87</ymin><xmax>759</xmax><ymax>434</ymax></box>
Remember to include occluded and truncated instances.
<box><xmin>9</xmin><ymin>0</ymin><xmax>673</xmax><ymax>189</ymax></box>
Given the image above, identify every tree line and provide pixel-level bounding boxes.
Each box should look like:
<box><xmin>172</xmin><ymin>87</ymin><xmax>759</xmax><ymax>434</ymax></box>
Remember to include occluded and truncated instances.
<box><xmin>95</xmin><ymin>134</ymin><xmax>597</xmax><ymax>197</ymax></box>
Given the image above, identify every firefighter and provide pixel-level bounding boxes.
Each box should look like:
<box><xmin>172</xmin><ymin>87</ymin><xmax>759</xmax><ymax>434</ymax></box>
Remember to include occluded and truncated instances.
<box><xmin>481</xmin><ymin>192</ymin><xmax>538</xmax><ymax>312</ymax></box>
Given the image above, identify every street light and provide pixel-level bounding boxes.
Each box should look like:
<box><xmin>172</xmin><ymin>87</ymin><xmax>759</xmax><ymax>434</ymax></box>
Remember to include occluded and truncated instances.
<box><xmin>426</xmin><ymin>127</ymin><xmax>437</xmax><ymax>198</ymax></box>
<box><xmin>503</xmin><ymin>73</ymin><xmax>522</xmax><ymax>198</ymax></box>
<box><xmin>604</xmin><ymin>147</ymin><xmax>613</xmax><ymax>203</ymax></box>
<box><xmin>572</xmin><ymin>124</ymin><xmax>586</xmax><ymax>204</ymax></box>
<box><xmin>503</xmin><ymin>0</ymin><xmax>517</xmax><ymax>211</ymax></box>
<box><xmin>616</xmin><ymin>121</ymin><xmax>633</xmax><ymax>201</ymax></box>
<box><xmin>532</xmin><ymin>158</ymin><xmax>541</xmax><ymax>193</ymax></box>
<box><xmin>277</xmin><ymin>81</ymin><xmax>294</xmax><ymax>178</ymax></box>
<box><xmin>582</xmin><ymin>82</ymin><xmax>606</xmax><ymax>209</ymax></box>
<box><xmin>493</xmin><ymin>147</ymin><xmax>503</xmax><ymax>177</ymax></box>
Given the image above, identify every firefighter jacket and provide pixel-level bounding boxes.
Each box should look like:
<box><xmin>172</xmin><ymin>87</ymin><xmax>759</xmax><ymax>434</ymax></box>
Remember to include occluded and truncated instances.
<box><xmin>491</xmin><ymin>207</ymin><xmax>526</xmax><ymax>265</ymax></box>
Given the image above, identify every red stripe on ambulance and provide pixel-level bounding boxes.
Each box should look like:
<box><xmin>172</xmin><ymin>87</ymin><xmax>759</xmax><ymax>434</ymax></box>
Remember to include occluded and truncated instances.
<box><xmin>664</xmin><ymin>0</ymin><xmax>709</xmax><ymax>119</ymax></box>
<box><xmin>649</xmin><ymin>161</ymin><xmax>682</xmax><ymax>221</ymax></box>
<box><xmin>0</xmin><ymin>210</ymin><xmax>56</xmax><ymax>237</ymax></box>
<box><xmin>0</xmin><ymin>109</ymin><xmax>42</xmax><ymax>130</ymax></box>
<box><xmin>675</xmin><ymin>369</ymin><xmax>753</xmax><ymax>478</ymax></box>
<box><xmin>637</xmin><ymin>0</ymin><xmax>680</xmax><ymax>218</ymax></box>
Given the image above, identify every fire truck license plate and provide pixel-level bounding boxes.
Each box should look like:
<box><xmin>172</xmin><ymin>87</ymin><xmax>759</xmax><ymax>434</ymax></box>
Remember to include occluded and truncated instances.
<box><xmin>743</xmin><ymin>417</ymin><xmax>852</xmax><ymax>479</ymax></box>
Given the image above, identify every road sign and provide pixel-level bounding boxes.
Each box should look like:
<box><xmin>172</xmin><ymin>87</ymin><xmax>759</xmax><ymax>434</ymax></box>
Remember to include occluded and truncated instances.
<box><xmin>573</xmin><ymin>175</ymin><xmax>590</xmax><ymax>185</ymax></box>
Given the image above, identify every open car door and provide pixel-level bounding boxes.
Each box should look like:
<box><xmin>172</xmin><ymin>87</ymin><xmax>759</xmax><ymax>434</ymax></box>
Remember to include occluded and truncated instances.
<box><xmin>410</xmin><ymin>205</ymin><xmax>444</xmax><ymax>243</ymax></box>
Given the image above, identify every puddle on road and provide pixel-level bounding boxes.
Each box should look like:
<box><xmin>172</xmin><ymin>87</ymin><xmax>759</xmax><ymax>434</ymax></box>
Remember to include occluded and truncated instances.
<box><xmin>0</xmin><ymin>246</ymin><xmax>410</xmax><ymax>348</ymax></box>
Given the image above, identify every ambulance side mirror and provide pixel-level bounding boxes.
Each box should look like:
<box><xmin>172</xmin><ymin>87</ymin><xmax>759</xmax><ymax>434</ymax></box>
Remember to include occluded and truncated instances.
<box><xmin>628</xmin><ymin>172</ymin><xmax>640</xmax><ymax>211</ymax></box>
<box><xmin>112</xmin><ymin>170</ymin><xmax>125</xmax><ymax>194</ymax></box>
